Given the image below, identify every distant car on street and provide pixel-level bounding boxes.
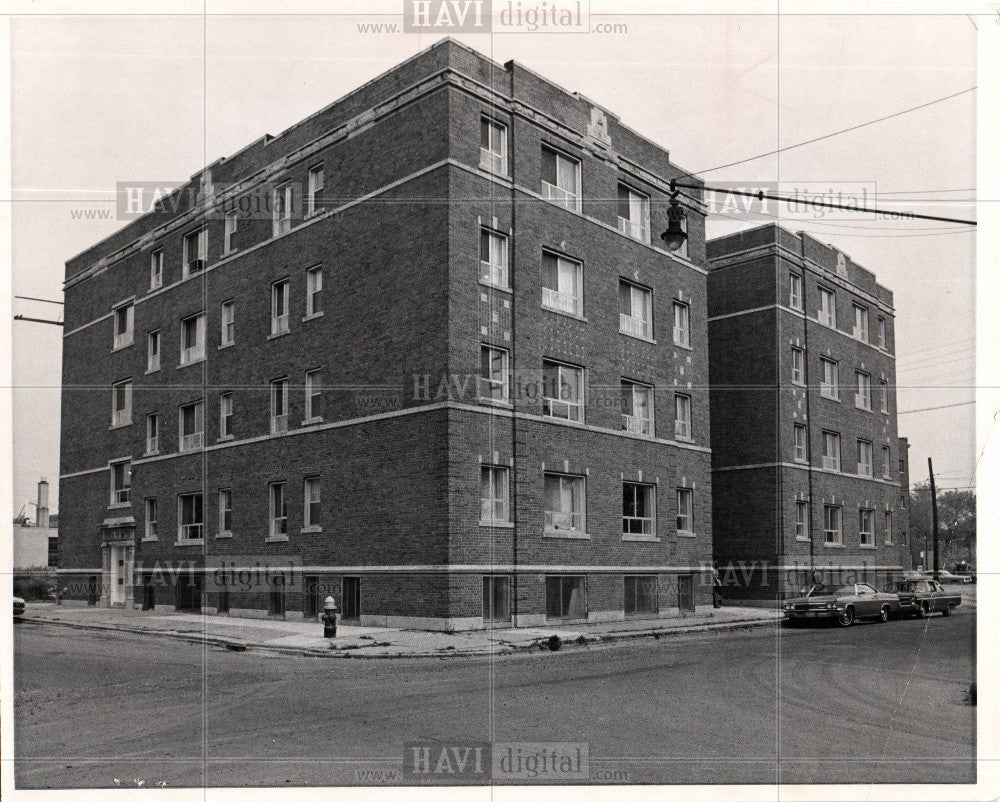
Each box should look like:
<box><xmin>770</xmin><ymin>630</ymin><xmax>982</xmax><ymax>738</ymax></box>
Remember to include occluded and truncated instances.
<box><xmin>893</xmin><ymin>579</ymin><xmax>962</xmax><ymax>617</ymax></box>
<box><xmin>951</xmin><ymin>563</ymin><xmax>976</xmax><ymax>583</ymax></box>
<box><xmin>14</xmin><ymin>596</ymin><xmax>26</xmax><ymax>619</ymax></box>
<box><xmin>921</xmin><ymin>569</ymin><xmax>972</xmax><ymax>585</ymax></box>
<box><xmin>782</xmin><ymin>583</ymin><xmax>900</xmax><ymax>627</ymax></box>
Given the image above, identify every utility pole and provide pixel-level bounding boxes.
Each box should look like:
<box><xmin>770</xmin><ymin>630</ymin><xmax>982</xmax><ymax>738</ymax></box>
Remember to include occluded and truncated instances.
<box><xmin>928</xmin><ymin>457</ymin><xmax>940</xmax><ymax>580</ymax></box>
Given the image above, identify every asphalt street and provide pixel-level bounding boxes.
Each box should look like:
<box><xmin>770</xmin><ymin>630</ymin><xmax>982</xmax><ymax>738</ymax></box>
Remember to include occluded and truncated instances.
<box><xmin>13</xmin><ymin>609</ymin><xmax>976</xmax><ymax>787</ymax></box>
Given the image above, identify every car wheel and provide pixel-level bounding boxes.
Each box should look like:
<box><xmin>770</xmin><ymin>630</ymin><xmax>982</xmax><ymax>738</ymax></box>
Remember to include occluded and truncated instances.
<box><xmin>837</xmin><ymin>607</ymin><xmax>854</xmax><ymax>627</ymax></box>
<box><xmin>879</xmin><ymin>605</ymin><xmax>889</xmax><ymax>623</ymax></box>
<box><xmin>918</xmin><ymin>602</ymin><xmax>929</xmax><ymax>618</ymax></box>
<box><xmin>942</xmin><ymin>605</ymin><xmax>952</xmax><ymax>617</ymax></box>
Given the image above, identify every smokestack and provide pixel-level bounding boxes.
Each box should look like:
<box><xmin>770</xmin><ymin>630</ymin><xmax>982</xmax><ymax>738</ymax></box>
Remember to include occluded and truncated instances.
<box><xmin>37</xmin><ymin>478</ymin><xmax>49</xmax><ymax>529</ymax></box>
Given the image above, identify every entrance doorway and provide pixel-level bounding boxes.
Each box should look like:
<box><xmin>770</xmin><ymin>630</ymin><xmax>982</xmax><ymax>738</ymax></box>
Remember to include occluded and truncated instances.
<box><xmin>303</xmin><ymin>575</ymin><xmax>319</xmax><ymax>618</ymax></box>
<box><xmin>677</xmin><ymin>574</ymin><xmax>695</xmax><ymax>612</ymax></box>
<box><xmin>108</xmin><ymin>544</ymin><xmax>133</xmax><ymax>607</ymax></box>
<box><xmin>341</xmin><ymin>577</ymin><xmax>360</xmax><ymax>620</ymax></box>
<box><xmin>175</xmin><ymin>574</ymin><xmax>202</xmax><ymax>612</ymax></box>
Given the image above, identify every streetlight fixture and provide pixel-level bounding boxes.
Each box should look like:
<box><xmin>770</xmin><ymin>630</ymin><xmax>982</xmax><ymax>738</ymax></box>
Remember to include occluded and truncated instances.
<box><xmin>660</xmin><ymin>180</ymin><xmax>688</xmax><ymax>252</ymax></box>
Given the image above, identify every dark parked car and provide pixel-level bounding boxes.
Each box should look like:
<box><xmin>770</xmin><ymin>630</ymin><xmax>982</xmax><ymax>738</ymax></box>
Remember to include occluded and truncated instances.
<box><xmin>13</xmin><ymin>596</ymin><xmax>26</xmax><ymax>619</ymax></box>
<box><xmin>782</xmin><ymin>583</ymin><xmax>900</xmax><ymax>627</ymax></box>
<box><xmin>892</xmin><ymin>579</ymin><xmax>961</xmax><ymax>618</ymax></box>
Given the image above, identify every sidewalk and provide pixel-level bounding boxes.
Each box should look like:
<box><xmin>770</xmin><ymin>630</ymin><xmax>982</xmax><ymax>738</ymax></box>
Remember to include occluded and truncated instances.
<box><xmin>20</xmin><ymin>602</ymin><xmax>782</xmax><ymax>659</ymax></box>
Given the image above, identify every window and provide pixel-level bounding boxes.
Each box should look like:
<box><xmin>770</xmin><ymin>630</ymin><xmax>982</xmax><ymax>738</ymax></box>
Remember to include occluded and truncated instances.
<box><xmin>219</xmin><ymin>489</ymin><xmax>232</xmax><ymax>535</ymax></box>
<box><xmin>880</xmin><ymin>380</ymin><xmax>889</xmax><ymax>413</ymax></box>
<box><xmin>617</xmin><ymin>184</ymin><xmax>650</xmax><ymax>242</ymax></box>
<box><xmin>676</xmin><ymin>488</ymin><xmax>694</xmax><ymax>534</ymax></box>
<box><xmin>150</xmin><ymin>250</ymin><xmax>163</xmax><ymax>289</ymax></box>
<box><xmin>793</xmin><ymin>423</ymin><xmax>808</xmax><ymax>463</ymax></box>
<box><xmin>268</xmin><ymin>482</ymin><xmax>288</xmax><ymax>538</ymax></box>
<box><xmin>220</xmin><ymin>301</ymin><xmax>235</xmax><ymax>346</ymax></box>
<box><xmin>540</xmin><ymin>145</ymin><xmax>581</xmax><ymax>211</ymax></box>
<box><xmin>110</xmin><ymin>461</ymin><xmax>131</xmax><ymax>506</ymax></box>
<box><xmin>483</xmin><ymin>575</ymin><xmax>512</xmax><ymax>622</ymax></box>
<box><xmin>545</xmin><ymin>575</ymin><xmax>586</xmax><ymax>619</ymax></box>
<box><xmin>544</xmin><ymin>473</ymin><xmax>585</xmax><ymax>534</ymax></box>
<box><xmin>219</xmin><ymin>393</ymin><xmax>233</xmax><ymax>439</ymax></box>
<box><xmin>789</xmin><ymin>272</ymin><xmax>803</xmax><ymax>310</ymax></box>
<box><xmin>899</xmin><ymin>458</ymin><xmax>905</xmax><ymax>473</ymax></box>
<box><xmin>791</xmin><ymin>347</ymin><xmax>805</xmax><ymax>385</ymax></box>
<box><xmin>307</xmin><ymin>165</ymin><xmax>324</xmax><ymax>216</ymax></box>
<box><xmin>882</xmin><ymin>446</ymin><xmax>891</xmax><ymax>479</ymax></box>
<box><xmin>857</xmin><ymin>440</ymin><xmax>874</xmax><ymax>477</ymax></box>
<box><xmin>183</xmin><ymin>227</ymin><xmax>207</xmax><ymax>277</ymax></box>
<box><xmin>853</xmin><ymin>304</ymin><xmax>869</xmax><ymax>342</ymax></box>
<box><xmin>480</xmin><ymin>228</ymin><xmax>509</xmax><ymax>288</ymax></box>
<box><xmin>179</xmin><ymin>401</ymin><xmax>205</xmax><ymax>451</ymax></box>
<box><xmin>304</xmin><ymin>477</ymin><xmax>322</xmax><ymax>529</ymax></box>
<box><xmin>178</xmin><ymin>493</ymin><xmax>204</xmax><ymax>541</ymax></box>
<box><xmin>859</xmin><ymin>508</ymin><xmax>875</xmax><ymax>547</ymax></box>
<box><xmin>877</xmin><ymin>316</ymin><xmax>887</xmax><ymax>349</ymax></box>
<box><xmin>304</xmin><ymin>370</ymin><xmax>323</xmax><ymax>421</ymax></box>
<box><xmin>619</xmin><ymin>280</ymin><xmax>652</xmax><ymax>339</ymax></box>
<box><xmin>824</xmin><ymin>505</ymin><xmax>843</xmax><ymax>545</ymax></box>
<box><xmin>822</xmin><ymin>431</ymin><xmax>841</xmax><ymax>471</ymax></box>
<box><xmin>112</xmin><ymin>380</ymin><xmax>132</xmax><ymax>426</ymax></box>
<box><xmin>795</xmin><ymin>500</ymin><xmax>810</xmax><ymax>540</ymax></box>
<box><xmin>271</xmin><ymin>280</ymin><xmax>290</xmax><ymax>335</ymax></box>
<box><xmin>270</xmin><ymin>378</ymin><xmax>289</xmax><ymax>433</ymax></box>
<box><xmin>272</xmin><ymin>183</ymin><xmax>293</xmax><ymax>236</ymax></box>
<box><xmin>674</xmin><ymin>393</ymin><xmax>692</xmax><ymax>441</ymax></box>
<box><xmin>144</xmin><ymin>498</ymin><xmax>158</xmax><ymax>540</ymax></box>
<box><xmin>480</xmin><ymin>465</ymin><xmax>510</xmax><ymax>523</ymax></box>
<box><xmin>672</xmin><ymin>301</ymin><xmax>691</xmax><ymax>347</ymax></box>
<box><xmin>146</xmin><ymin>331</ymin><xmax>160</xmax><ymax>372</ymax></box>
<box><xmin>855</xmin><ymin>371</ymin><xmax>872</xmax><ymax>410</ymax></box>
<box><xmin>622</xmin><ymin>483</ymin><xmax>655</xmax><ymax>537</ymax></box>
<box><xmin>479</xmin><ymin>345</ymin><xmax>510</xmax><ymax>402</ymax></box>
<box><xmin>542</xmin><ymin>360</ymin><xmax>584</xmax><ymax>422</ymax></box>
<box><xmin>624</xmin><ymin>575</ymin><xmax>658</xmax><ymax>616</ymax></box>
<box><xmin>885</xmin><ymin>510</ymin><xmax>893</xmax><ymax>544</ymax></box>
<box><xmin>306</xmin><ymin>266</ymin><xmax>323</xmax><ymax>317</ymax></box>
<box><xmin>113</xmin><ymin>302</ymin><xmax>134</xmax><ymax>349</ymax></box>
<box><xmin>479</xmin><ymin>117</ymin><xmax>508</xmax><ymax>176</ymax></box>
<box><xmin>901</xmin><ymin>529</ymin><xmax>908</xmax><ymax>546</ymax></box>
<box><xmin>145</xmin><ymin>413</ymin><xmax>159</xmax><ymax>454</ymax></box>
<box><xmin>223</xmin><ymin>211</ymin><xmax>238</xmax><ymax>254</ymax></box>
<box><xmin>621</xmin><ymin>380</ymin><xmax>653</xmax><ymax>436</ymax></box>
<box><xmin>541</xmin><ymin>251</ymin><xmax>583</xmax><ymax>316</ymax></box>
<box><xmin>820</xmin><ymin>358</ymin><xmax>839</xmax><ymax>400</ymax></box>
<box><xmin>818</xmin><ymin>287</ymin><xmax>836</xmax><ymax>328</ymax></box>
<box><xmin>180</xmin><ymin>313</ymin><xmax>206</xmax><ymax>365</ymax></box>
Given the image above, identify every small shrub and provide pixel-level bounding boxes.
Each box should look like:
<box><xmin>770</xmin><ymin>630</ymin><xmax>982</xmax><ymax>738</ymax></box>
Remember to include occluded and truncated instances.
<box><xmin>547</xmin><ymin>635</ymin><xmax>561</xmax><ymax>651</ymax></box>
<box><xmin>13</xmin><ymin>577</ymin><xmax>54</xmax><ymax>601</ymax></box>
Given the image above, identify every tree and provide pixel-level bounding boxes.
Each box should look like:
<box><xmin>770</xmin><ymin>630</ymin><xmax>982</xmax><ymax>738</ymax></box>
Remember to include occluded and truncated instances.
<box><xmin>909</xmin><ymin>483</ymin><xmax>975</xmax><ymax>568</ymax></box>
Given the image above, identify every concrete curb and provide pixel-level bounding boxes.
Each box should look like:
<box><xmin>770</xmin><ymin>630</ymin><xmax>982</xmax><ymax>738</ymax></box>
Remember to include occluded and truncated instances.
<box><xmin>21</xmin><ymin>613</ymin><xmax>782</xmax><ymax>659</ymax></box>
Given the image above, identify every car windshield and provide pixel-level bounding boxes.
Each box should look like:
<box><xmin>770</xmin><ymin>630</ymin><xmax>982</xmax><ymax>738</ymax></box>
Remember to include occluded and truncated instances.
<box><xmin>894</xmin><ymin>581</ymin><xmax>918</xmax><ymax>592</ymax></box>
<box><xmin>804</xmin><ymin>584</ymin><xmax>850</xmax><ymax>597</ymax></box>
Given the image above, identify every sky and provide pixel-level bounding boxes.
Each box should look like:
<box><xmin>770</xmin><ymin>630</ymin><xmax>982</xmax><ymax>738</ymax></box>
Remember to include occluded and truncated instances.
<box><xmin>7</xmin><ymin>5</ymin><xmax>980</xmax><ymax>515</ymax></box>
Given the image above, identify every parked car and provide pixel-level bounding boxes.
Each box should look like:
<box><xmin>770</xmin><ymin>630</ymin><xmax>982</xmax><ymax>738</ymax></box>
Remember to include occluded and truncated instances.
<box><xmin>13</xmin><ymin>596</ymin><xmax>26</xmax><ymax>619</ymax></box>
<box><xmin>782</xmin><ymin>583</ymin><xmax>900</xmax><ymax>627</ymax></box>
<box><xmin>920</xmin><ymin>569</ymin><xmax>972</xmax><ymax>585</ymax></box>
<box><xmin>951</xmin><ymin>563</ymin><xmax>976</xmax><ymax>583</ymax></box>
<box><xmin>893</xmin><ymin>578</ymin><xmax>962</xmax><ymax>617</ymax></box>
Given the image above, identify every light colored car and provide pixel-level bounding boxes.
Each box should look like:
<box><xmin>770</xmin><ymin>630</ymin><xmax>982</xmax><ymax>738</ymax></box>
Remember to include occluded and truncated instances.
<box><xmin>921</xmin><ymin>569</ymin><xmax>972</xmax><ymax>585</ymax></box>
<box><xmin>13</xmin><ymin>596</ymin><xmax>26</xmax><ymax>619</ymax></box>
<box><xmin>782</xmin><ymin>582</ymin><xmax>900</xmax><ymax>627</ymax></box>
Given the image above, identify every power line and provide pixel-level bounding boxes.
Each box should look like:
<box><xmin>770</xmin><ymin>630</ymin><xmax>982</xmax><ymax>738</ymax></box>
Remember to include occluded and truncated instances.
<box><xmin>692</xmin><ymin>86</ymin><xmax>976</xmax><ymax>176</ymax></box>
<box><xmin>897</xmin><ymin>400</ymin><xmax>975</xmax><ymax>415</ymax></box>
<box><xmin>677</xmin><ymin>181</ymin><xmax>977</xmax><ymax>226</ymax></box>
<box><xmin>14</xmin><ymin>295</ymin><xmax>63</xmax><ymax>305</ymax></box>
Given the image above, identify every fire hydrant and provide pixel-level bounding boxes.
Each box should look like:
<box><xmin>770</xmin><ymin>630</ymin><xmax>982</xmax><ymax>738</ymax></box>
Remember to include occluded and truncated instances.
<box><xmin>321</xmin><ymin>596</ymin><xmax>338</xmax><ymax>638</ymax></box>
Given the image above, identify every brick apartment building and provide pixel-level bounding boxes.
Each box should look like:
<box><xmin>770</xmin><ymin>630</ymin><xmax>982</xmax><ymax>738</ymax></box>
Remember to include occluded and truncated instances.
<box><xmin>57</xmin><ymin>38</ymin><xmax>715</xmax><ymax>628</ymax></box>
<box><xmin>706</xmin><ymin>225</ymin><xmax>912</xmax><ymax>600</ymax></box>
